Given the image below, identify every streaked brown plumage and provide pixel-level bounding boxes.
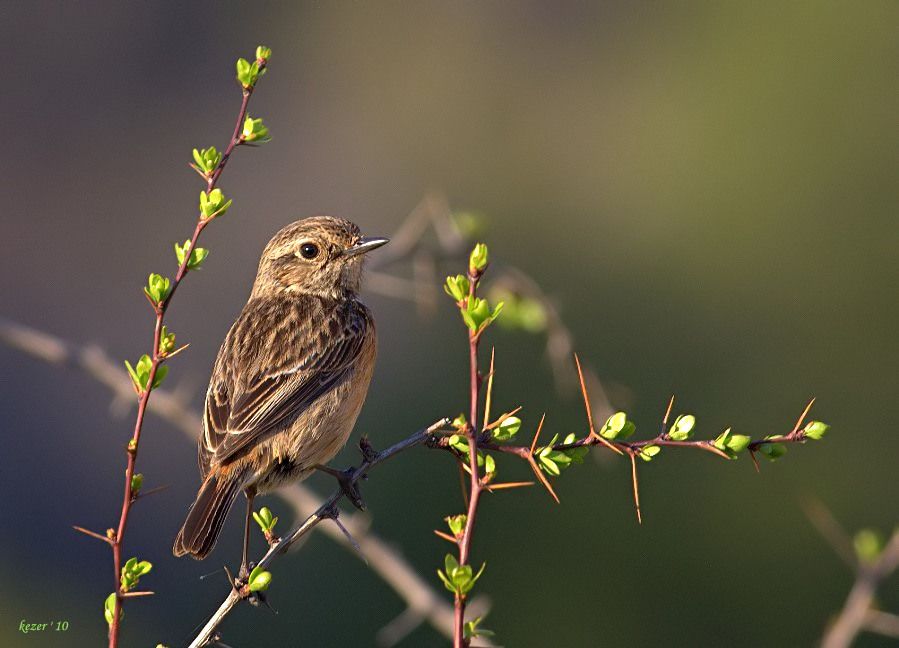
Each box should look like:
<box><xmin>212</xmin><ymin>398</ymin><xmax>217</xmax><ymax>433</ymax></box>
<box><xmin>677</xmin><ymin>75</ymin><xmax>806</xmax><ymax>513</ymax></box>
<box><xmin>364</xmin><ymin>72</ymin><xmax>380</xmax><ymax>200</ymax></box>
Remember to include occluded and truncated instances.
<box><xmin>173</xmin><ymin>216</ymin><xmax>387</xmax><ymax>562</ymax></box>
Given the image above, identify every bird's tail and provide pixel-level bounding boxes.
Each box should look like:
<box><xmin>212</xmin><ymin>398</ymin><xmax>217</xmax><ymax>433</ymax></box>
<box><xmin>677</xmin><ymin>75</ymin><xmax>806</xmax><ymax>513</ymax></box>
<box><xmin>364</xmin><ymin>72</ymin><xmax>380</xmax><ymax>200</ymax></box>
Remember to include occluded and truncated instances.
<box><xmin>173</xmin><ymin>469</ymin><xmax>247</xmax><ymax>560</ymax></box>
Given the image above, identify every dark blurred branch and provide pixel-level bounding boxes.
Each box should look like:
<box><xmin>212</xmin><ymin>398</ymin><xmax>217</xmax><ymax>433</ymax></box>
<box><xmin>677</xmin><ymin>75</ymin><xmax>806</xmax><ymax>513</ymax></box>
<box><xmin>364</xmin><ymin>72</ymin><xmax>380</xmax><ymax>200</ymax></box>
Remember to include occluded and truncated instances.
<box><xmin>367</xmin><ymin>192</ymin><xmax>613</xmax><ymax>419</ymax></box>
<box><xmin>0</xmin><ymin>316</ymin><xmax>485</xmax><ymax>646</ymax></box>
<box><xmin>808</xmin><ymin>502</ymin><xmax>899</xmax><ymax>648</ymax></box>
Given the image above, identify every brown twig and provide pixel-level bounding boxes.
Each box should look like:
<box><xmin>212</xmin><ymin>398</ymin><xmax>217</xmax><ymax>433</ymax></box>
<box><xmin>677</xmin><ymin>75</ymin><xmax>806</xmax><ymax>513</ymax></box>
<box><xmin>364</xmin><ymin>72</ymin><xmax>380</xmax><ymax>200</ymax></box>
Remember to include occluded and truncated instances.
<box><xmin>187</xmin><ymin>419</ymin><xmax>453</xmax><ymax>648</ymax></box>
<box><xmin>453</xmin><ymin>263</ymin><xmax>487</xmax><ymax>648</ymax></box>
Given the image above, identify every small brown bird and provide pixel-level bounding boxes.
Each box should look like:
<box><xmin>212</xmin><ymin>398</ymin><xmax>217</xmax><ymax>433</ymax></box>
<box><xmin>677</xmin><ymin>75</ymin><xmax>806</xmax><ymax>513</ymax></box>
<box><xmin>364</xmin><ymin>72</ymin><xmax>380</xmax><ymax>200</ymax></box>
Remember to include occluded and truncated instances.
<box><xmin>173</xmin><ymin>216</ymin><xmax>387</xmax><ymax>573</ymax></box>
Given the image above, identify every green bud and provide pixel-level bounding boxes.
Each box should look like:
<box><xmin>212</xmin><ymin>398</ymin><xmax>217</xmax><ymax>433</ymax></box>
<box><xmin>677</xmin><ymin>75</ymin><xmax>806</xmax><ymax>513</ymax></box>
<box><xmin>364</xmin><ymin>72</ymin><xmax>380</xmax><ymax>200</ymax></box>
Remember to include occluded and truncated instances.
<box><xmin>120</xmin><ymin>556</ymin><xmax>152</xmax><ymax>592</ymax></box>
<box><xmin>104</xmin><ymin>593</ymin><xmax>121</xmax><ymax>626</ymax></box>
<box><xmin>437</xmin><ymin>554</ymin><xmax>485</xmax><ymax>595</ymax></box>
<box><xmin>445</xmin><ymin>514</ymin><xmax>467</xmax><ymax>536</ymax></box>
<box><xmin>452</xmin><ymin>413</ymin><xmax>467</xmax><ymax>429</ymax></box>
<box><xmin>469</xmin><ymin>243</ymin><xmax>489</xmax><ymax>273</ymax></box>
<box><xmin>235</xmin><ymin>57</ymin><xmax>262</xmax><ymax>88</ymax></box>
<box><xmin>713</xmin><ymin>428</ymin><xmax>751</xmax><ymax>459</ymax></box>
<box><xmin>144</xmin><ymin>273</ymin><xmax>171</xmax><ymax>305</ymax></box>
<box><xmin>536</xmin><ymin>433</ymin><xmax>586</xmax><ymax>474</ymax></box>
<box><xmin>158</xmin><ymin>325</ymin><xmax>176</xmax><ymax>354</ymax></box>
<box><xmin>130</xmin><ymin>473</ymin><xmax>143</xmax><ymax>495</ymax></box>
<box><xmin>252</xmin><ymin>507</ymin><xmax>279</xmax><ymax>533</ymax></box>
<box><xmin>668</xmin><ymin>414</ymin><xmax>696</xmax><ymax>441</ymax></box>
<box><xmin>484</xmin><ymin>454</ymin><xmax>496</xmax><ymax>475</ymax></box>
<box><xmin>448</xmin><ymin>434</ymin><xmax>470</xmax><ymax>455</ymax></box>
<box><xmin>191</xmin><ymin>146</ymin><xmax>221</xmax><ymax>174</ymax></box>
<box><xmin>124</xmin><ymin>354</ymin><xmax>167</xmax><ymax>391</ymax></box>
<box><xmin>639</xmin><ymin>445</ymin><xmax>661</xmax><ymax>461</ymax></box>
<box><xmin>726</xmin><ymin>433</ymin><xmax>751</xmax><ymax>454</ymax></box>
<box><xmin>174</xmin><ymin>239</ymin><xmax>209</xmax><ymax>270</ymax></box>
<box><xmin>247</xmin><ymin>565</ymin><xmax>272</xmax><ymax>592</ymax></box>
<box><xmin>255</xmin><ymin>45</ymin><xmax>272</xmax><ymax>61</ymax></box>
<box><xmin>803</xmin><ymin>421</ymin><xmax>829</xmax><ymax>440</ymax></box>
<box><xmin>492</xmin><ymin>416</ymin><xmax>521</xmax><ymax>441</ymax></box>
<box><xmin>241</xmin><ymin>116</ymin><xmax>271</xmax><ymax>143</ymax></box>
<box><xmin>758</xmin><ymin>439</ymin><xmax>787</xmax><ymax>461</ymax></box>
<box><xmin>464</xmin><ymin>617</ymin><xmax>495</xmax><ymax>640</ymax></box>
<box><xmin>853</xmin><ymin>529</ymin><xmax>884</xmax><ymax>563</ymax></box>
<box><xmin>444</xmin><ymin>274</ymin><xmax>470</xmax><ymax>302</ymax></box>
<box><xmin>461</xmin><ymin>296</ymin><xmax>504</xmax><ymax>333</ymax></box>
<box><xmin>600</xmin><ymin>412</ymin><xmax>635</xmax><ymax>440</ymax></box>
<box><xmin>199</xmin><ymin>188</ymin><xmax>232</xmax><ymax>219</ymax></box>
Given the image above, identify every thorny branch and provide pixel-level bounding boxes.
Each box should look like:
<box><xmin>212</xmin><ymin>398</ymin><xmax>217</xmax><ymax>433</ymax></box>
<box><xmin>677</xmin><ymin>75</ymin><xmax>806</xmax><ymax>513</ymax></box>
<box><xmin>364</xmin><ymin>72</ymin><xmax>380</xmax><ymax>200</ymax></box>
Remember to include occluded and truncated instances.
<box><xmin>187</xmin><ymin>420</ymin><xmax>453</xmax><ymax>648</ymax></box>
<box><xmin>461</xmin><ymin>353</ymin><xmax>823</xmax><ymax>525</ymax></box>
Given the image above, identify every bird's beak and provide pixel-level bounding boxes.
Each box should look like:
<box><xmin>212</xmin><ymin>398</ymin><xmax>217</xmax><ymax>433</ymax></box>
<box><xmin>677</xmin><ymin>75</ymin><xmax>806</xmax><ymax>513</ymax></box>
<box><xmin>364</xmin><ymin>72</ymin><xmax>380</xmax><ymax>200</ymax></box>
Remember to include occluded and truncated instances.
<box><xmin>344</xmin><ymin>236</ymin><xmax>389</xmax><ymax>257</ymax></box>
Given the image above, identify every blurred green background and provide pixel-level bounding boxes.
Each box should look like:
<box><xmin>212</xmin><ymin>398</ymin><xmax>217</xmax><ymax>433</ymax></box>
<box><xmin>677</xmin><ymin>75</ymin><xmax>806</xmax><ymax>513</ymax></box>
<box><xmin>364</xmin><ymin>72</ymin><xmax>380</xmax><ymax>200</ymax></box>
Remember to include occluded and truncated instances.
<box><xmin>1</xmin><ymin>1</ymin><xmax>896</xmax><ymax>646</ymax></box>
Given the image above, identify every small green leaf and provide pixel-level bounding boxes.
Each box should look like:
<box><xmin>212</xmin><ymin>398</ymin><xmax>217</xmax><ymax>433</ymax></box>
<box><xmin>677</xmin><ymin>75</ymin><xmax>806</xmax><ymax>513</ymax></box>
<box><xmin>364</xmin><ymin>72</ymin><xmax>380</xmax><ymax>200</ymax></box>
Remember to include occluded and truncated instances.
<box><xmin>236</xmin><ymin>57</ymin><xmax>262</xmax><ymax>88</ymax></box>
<box><xmin>713</xmin><ymin>428</ymin><xmax>750</xmax><ymax>459</ymax></box>
<box><xmin>464</xmin><ymin>616</ymin><xmax>495</xmax><ymax>640</ymax></box>
<box><xmin>600</xmin><ymin>412</ymin><xmax>634</xmax><ymax>440</ymax></box>
<box><xmin>758</xmin><ymin>439</ymin><xmax>787</xmax><ymax>461</ymax></box>
<box><xmin>803</xmin><ymin>421</ymin><xmax>829</xmax><ymax>440</ymax></box>
<box><xmin>492</xmin><ymin>416</ymin><xmax>521</xmax><ymax>441</ymax></box>
<box><xmin>158</xmin><ymin>325</ymin><xmax>176</xmax><ymax>354</ymax></box>
<box><xmin>152</xmin><ymin>365</ymin><xmax>168</xmax><ymax>390</ymax></box>
<box><xmin>668</xmin><ymin>414</ymin><xmax>696</xmax><ymax>440</ymax></box>
<box><xmin>484</xmin><ymin>454</ymin><xmax>496</xmax><ymax>475</ymax></box>
<box><xmin>247</xmin><ymin>565</ymin><xmax>272</xmax><ymax>592</ymax></box>
<box><xmin>104</xmin><ymin>593</ymin><xmax>121</xmax><ymax>626</ymax></box>
<box><xmin>241</xmin><ymin>116</ymin><xmax>270</xmax><ymax>143</ymax></box>
<box><xmin>191</xmin><ymin>146</ymin><xmax>221</xmax><ymax>174</ymax></box>
<box><xmin>437</xmin><ymin>568</ymin><xmax>455</xmax><ymax>593</ymax></box>
<box><xmin>120</xmin><ymin>556</ymin><xmax>152</xmax><ymax>591</ymax></box>
<box><xmin>130</xmin><ymin>473</ymin><xmax>143</xmax><ymax>495</ymax></box>
<box><xmin>199</xmin><ymin>188</ymin><xmax>232</xmax><ymax>220</ymax></box>
<box><xmin>144</xmin><ymin>273</ymin><xmax>171</xmax><ymax>305</ymax></box>
<box><xmin>539</xmin><ymin>455</ymin><xmax>560</xmax><ymax>476</ymax></box>
<box><xmin>639</xmin><ymin>445</ymin><xmax>661</xmax><ymax>461</ymax></box>
<box><xmin>124</xmin><ymin>360</ymin><xmax>141</xmax><ymax>391</ymax></box>
<box><xmin>726</xmin><ymin>434</ymin><xmax>751</xmax><ymax>454</ymax></box>
<box><xmin>253</xmin><ymin>507</ymin><xmax>278</xmax><ymax>533</ymax></box>
<box><xmin>444</xmin><ymin>274</ymin><xmax>470</xmax><ymax>302</ymax></box>
<box><xmin>255</xmin><ymin>45</ymin><xmax>272</xmax><ymax>61</ymax></box>
<box><xmin>469</xmin><ymin>243</ymin><xmax>489</xmax><ymax>273</ymax></box>
<box><xmin>445</xmin><ymin>514</ymin><xmax>467</xmax><ymax>536</ymax></box>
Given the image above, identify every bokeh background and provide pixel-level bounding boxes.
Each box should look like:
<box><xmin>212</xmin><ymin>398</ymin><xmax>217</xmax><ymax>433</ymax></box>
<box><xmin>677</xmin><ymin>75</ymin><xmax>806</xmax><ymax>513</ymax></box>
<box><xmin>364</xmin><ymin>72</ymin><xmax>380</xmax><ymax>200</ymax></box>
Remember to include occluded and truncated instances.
<box><xmin>1</xmin><ymin>1</ymin><xmax>897</xmax><ymax>646</ymax></box>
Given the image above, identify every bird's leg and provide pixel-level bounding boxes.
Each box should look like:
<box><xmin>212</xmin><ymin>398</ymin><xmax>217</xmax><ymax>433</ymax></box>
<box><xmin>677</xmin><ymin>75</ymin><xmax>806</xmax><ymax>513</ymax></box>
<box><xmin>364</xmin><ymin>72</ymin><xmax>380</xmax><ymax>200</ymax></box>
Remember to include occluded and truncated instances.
<box><xmin>313</xmin><ymin>464</ymin><xmax>366</xmax><ymax>511</ymax></box>
<box><xmin>238</xmin><ymin>486</ymin><xmax>257</xmax><ymax>582</ymax></box>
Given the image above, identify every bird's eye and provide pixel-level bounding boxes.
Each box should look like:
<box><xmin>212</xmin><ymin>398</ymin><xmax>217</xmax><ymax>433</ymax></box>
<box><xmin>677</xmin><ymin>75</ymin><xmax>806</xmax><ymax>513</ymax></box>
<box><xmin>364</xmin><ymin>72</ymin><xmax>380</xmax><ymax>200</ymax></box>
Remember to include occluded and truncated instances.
<box><xmin>299</xmin><ymin>243</ymin><xmax>319</xmax><ymax>260</ymax></box>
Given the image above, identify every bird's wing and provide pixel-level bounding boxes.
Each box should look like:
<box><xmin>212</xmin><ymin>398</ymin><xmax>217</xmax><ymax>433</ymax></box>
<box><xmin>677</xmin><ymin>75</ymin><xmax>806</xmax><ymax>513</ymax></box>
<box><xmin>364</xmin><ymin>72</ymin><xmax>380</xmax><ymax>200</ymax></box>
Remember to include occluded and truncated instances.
<box><xmin>200</xmin><ymin>299</ymin><xmax>370</xmax><ymax>470</ymax></box>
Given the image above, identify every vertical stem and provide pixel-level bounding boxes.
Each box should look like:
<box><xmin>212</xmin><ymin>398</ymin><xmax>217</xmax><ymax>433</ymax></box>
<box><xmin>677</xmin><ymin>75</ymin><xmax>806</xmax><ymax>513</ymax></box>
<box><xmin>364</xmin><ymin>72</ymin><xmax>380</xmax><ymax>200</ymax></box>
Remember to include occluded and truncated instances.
<box><xmin>454</xmin><ymin>272</ymin><xmax>483</xmax><ymax>648</ymax></box>
<box><xmin>107</xmin><ymin>67</ymin><xmax>262</xmax><ymax>648</ymax></box>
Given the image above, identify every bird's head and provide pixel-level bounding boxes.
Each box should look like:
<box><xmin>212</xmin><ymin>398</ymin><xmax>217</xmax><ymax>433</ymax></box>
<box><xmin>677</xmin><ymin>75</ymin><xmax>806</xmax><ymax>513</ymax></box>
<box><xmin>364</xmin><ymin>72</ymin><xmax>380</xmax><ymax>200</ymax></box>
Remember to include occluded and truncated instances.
<box><xmin>251</xmin><ymin>216</ymin><xmax>388</xmax><ymax>299</ymax></box>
